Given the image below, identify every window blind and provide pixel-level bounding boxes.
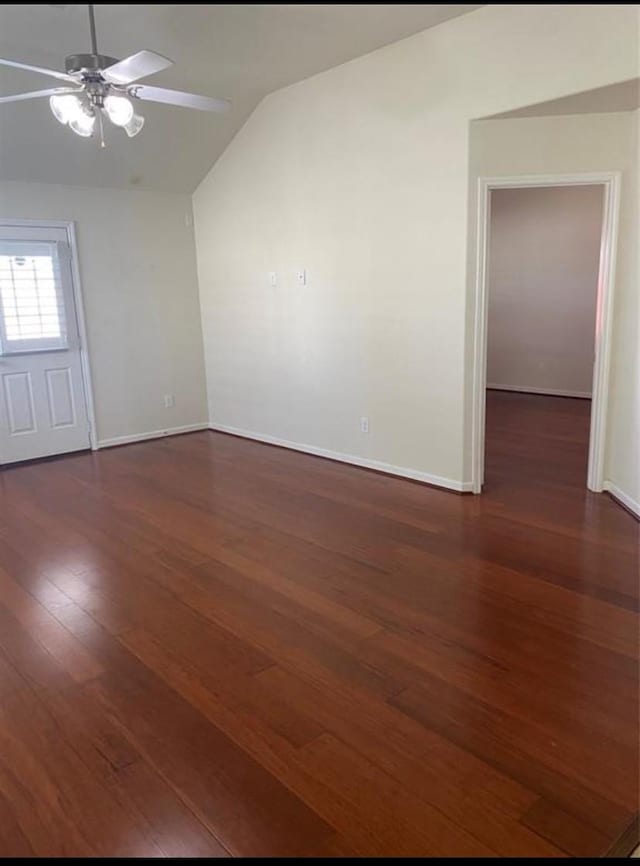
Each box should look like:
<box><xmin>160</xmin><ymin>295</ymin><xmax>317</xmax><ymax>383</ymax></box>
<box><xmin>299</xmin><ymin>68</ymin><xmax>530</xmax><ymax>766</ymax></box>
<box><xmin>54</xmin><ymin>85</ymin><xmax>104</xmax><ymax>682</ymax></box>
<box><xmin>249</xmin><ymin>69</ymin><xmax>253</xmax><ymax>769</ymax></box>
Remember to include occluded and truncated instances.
<box><xmin>0</xmin><ymin>241</ymin><xmax>68</xmax><ymax>353</ymax></box>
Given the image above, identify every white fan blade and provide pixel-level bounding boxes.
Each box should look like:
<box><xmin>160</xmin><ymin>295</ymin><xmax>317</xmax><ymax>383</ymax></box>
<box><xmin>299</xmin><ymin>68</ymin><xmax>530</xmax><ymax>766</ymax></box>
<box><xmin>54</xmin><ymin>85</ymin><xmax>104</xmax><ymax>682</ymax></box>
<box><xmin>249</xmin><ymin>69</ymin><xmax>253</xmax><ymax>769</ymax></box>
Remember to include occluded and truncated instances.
<box><xmin>0</xmin><ymin>86</ymin><xmax>79</xmax><ymax>104</ymax></box>
<box><xmin>103</xmin><ymin>50</ymin><xmax>173</xmax><ymax>85</ymax></box>
<box><xmin>0</xmin><ymin>57</ymin><xmax>76</xmax><ymax>83</ymax></box>
<box><xmin>131</xmin><ymin>85</ymin><xmax>230</xmax><ymax>113</ymax></box>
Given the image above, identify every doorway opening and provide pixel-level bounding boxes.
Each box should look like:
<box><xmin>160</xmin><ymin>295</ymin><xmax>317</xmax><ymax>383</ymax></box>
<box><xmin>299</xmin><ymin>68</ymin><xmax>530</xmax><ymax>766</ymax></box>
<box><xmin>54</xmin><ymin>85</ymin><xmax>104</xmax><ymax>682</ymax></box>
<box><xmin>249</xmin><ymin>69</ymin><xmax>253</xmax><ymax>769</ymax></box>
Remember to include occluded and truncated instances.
<box><xmin>471</xmin><ymin>173</ymin><xmax>621</xmax><ymax>494</ymax></box>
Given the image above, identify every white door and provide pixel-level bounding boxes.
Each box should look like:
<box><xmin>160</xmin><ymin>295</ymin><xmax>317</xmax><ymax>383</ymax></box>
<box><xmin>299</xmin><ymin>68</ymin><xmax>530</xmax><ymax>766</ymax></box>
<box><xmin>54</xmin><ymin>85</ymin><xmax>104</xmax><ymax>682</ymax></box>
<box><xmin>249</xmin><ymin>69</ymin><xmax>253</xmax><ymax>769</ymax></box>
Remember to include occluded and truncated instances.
<box><xmin>0</xmin><ymin>224</ymin><xmax>92</xmax><ymax>464</ymax></box>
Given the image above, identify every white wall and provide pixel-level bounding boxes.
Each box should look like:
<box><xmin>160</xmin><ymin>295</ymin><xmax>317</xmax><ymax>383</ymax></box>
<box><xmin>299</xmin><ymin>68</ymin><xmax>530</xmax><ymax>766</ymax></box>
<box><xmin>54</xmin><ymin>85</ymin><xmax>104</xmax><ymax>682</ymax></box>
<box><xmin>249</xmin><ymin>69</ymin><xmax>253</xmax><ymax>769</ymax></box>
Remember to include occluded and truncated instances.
<box><xmin>193</xmin><ymin>4</ymin><xmax>638</xmax><ymax>491</ymax></box>
<box><xmin>487</xmin><ymin>185</ymin><xmax>603</xmax><ymax>397</ymax></box>
<box><xmin>469</xmin><ymin>110</ymin><xmax>639</xmax><ymax>510</ymax></box>
<box><xmin>0</xmin><ymin>181</ymin><xmax>208</xmax><ymax>445</ymax></box>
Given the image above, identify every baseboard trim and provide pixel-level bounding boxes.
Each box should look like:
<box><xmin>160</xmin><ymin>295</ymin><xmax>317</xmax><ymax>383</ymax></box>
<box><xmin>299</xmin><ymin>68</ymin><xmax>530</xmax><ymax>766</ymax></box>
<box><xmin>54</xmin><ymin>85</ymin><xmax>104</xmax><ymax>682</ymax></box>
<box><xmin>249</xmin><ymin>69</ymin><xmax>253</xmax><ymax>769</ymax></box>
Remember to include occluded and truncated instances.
<box><xmin>603</xmin><ymin>481</ymin><xmax>640</xmax><ymax>520</ymax></box>
<box><xmin>487</xmin><ymin>384</ymin><xmax>592</xmax><ymax>399</ymax></box>
<box><xmin>97</xmin><ymin>423</ymin><xmax>209</xmax><ymax>450</ymax></box>
<box><xmin>209</xmin><ymin>422</ymin><xmax>472</xmax><ymax>493</ymax></box>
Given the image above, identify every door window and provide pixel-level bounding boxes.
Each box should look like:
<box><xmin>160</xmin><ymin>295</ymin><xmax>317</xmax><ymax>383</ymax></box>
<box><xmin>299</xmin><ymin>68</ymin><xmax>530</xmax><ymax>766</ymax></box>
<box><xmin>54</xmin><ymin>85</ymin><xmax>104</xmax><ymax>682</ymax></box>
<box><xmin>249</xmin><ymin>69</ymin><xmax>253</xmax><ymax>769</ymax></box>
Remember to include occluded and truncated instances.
<box><xmin>0</xmin><ymin>241</ymin><xmax>68</xmax><ymax>353</ymax></box>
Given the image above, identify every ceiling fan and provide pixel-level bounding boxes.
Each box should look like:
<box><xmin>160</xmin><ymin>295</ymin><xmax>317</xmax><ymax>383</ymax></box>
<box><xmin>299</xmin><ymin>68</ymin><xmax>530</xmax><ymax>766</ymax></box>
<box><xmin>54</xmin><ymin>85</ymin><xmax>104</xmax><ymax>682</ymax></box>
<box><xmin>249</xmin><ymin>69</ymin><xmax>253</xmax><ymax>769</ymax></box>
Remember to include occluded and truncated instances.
<box><xmin>0</xmin><ymin>4</ymin><xmax>230</xmax><ymax>141</ymax></box>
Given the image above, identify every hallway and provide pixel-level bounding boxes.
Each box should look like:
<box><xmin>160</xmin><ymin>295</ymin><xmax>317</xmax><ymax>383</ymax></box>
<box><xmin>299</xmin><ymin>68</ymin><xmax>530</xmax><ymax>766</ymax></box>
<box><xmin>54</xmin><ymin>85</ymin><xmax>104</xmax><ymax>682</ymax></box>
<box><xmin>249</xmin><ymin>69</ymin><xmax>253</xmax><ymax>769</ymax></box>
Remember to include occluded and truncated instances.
<box><xmin>485</xmin><ymin>389</ymin><xmax>592</xmax><ymax>495</ymax></box>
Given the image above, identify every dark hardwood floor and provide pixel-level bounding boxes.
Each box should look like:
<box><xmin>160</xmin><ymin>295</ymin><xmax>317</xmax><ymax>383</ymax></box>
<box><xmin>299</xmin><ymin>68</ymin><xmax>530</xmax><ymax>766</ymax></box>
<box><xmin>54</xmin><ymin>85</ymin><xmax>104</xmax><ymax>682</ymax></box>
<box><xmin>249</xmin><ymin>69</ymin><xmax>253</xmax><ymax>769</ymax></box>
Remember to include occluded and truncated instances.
<box><xmin>0</xmin><ymin>390</ymin><xmax>637</xmax><ymax>857</ymax></box>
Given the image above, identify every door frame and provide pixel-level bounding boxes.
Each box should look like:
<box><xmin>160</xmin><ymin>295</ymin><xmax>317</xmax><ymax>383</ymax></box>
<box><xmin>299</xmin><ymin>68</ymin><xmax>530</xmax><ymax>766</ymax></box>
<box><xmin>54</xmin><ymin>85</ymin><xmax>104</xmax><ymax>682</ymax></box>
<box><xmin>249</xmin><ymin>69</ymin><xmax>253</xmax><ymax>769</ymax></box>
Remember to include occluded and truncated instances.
<box><xmin>0</xmin><ymin>218</ymin><xmax>98</xmax><ymax>453</ymax></box>
<box><xmin>470</xmin><ymin>171</ymin><xmax>621</xmax><ymax>494</ymax></box>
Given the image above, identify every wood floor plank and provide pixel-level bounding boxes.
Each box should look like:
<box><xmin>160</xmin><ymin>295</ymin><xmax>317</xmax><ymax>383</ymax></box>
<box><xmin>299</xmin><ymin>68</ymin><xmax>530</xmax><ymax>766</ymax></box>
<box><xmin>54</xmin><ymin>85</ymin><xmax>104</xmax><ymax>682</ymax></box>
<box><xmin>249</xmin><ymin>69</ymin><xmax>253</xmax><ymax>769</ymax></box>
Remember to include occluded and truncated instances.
<box><xmin>224</xmin><ymin>523</ymin><xmax>635</xmax><ymax>747</ymax></box>
<box><xmin>297</xmin><ymin>732</ymin><xmax>498</xmax><ymax>857</ymax></box>
<box><xmin>85</xmin><ymin>666</ymin><xmax>333</xmax><ymax>857</ymax></box>
<box><xmin>20</xmin><ymin>678</ymin><xmax>230</xmax><ymax>857</ymax></box>
<box><xmin>0</xmin><ymin>567</ymin><xmax>103</xmax><ymax>684</ymax></box>
<box><xmin>0</xmin><ymin>606</ymin><xmax>78</xmax><ymax>696</ymax></box>
<box><xmin>0</xmin><ymin>391</ymin><xmax>636</xmax><ymax>856</ymax></box>
<box><xmin>255</xmin><ymin>664</ymin><xmax>567</xmax><ymax>857</ymax></box>
<box><xmin>112</xmin><ymin>759</ymin><xmax>231</xmax><ymax>858</ymax></box>
<box><xmin>121</xmin><ymin>626</ymin><xmax>324</xmax><ymax>749</ymax></box>
<box><xmin>0</xmin><ymin>685</ymin><xmax>165</xmax><ymax>857</ymax></box>
<box><xmin>521</xmin><ymin>797</ymin><xmax>611</xmax><ymax>858</ymax></box>
<box><xmin>120</xmin><ymin>627</ymin><xmax>555</xmax><ymax>856</ymax></box>
<box><xmin>390</xmin><ymin>676</ymin><xmax>635</xmax><ymax>836</ymax></box>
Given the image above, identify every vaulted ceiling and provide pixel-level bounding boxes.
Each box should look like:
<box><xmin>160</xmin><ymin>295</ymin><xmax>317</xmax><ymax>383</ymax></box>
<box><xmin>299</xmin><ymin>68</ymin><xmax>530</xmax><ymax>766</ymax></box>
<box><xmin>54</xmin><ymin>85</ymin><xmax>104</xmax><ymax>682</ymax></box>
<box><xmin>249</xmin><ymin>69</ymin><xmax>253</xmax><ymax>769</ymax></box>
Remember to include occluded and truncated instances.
<box><xmin>487</xmin><ymin>77</ymin><xmax>640</xmax><ymax>120</ymax></box>
<box><xmin>0</xmin><ymin>4</ymin><xmax>482</xmax><ymax>192</ymax></box>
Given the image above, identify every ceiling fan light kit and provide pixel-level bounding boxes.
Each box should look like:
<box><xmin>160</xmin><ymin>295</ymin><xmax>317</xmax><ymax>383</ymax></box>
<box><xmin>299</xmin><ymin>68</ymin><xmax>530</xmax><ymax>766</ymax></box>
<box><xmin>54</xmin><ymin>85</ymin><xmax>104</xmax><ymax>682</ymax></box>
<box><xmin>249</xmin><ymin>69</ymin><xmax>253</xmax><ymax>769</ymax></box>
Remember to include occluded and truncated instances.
<box><xmin>0</xmin><ymin>4</ymin><xmax>230</xmax><ymax>143</ymax></box>
<box><xmin>104</xmin><ymin>94</ymin><xmax>134</xmax><ymax>126</ymax></box>
<box><xmin>49</xmin><ymin>92</ymin><xmax>85</xmax><ymax>124</ymax></box>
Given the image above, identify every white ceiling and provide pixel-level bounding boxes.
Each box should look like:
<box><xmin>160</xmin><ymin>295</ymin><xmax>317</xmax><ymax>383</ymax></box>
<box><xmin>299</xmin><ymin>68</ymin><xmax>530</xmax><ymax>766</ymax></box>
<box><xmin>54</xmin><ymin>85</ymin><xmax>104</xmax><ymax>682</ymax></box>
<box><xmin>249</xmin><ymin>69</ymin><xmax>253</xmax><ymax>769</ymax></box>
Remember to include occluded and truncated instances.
<box><xmin>0</xmin><ymin>4</ymin><xmax>482</xmax><ymax>192</ymax></box>
<box><xmin>487</xmin><ymin>78</ymin><xmax>640</xmax><ymax>120</ymax></box>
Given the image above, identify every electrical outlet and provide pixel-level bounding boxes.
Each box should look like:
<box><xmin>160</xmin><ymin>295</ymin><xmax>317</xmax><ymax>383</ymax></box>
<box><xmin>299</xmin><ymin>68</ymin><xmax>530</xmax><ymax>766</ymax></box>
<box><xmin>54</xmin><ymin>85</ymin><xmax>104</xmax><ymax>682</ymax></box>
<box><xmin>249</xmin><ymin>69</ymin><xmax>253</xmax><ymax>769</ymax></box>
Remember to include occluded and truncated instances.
<box><xmin>360</xmin><ymin>416</ymin><xmax>369</xmax><ymax>434</ymax></box>
<box><xmin>268</xmin><ymin>271</ymin><xmax>277</xmax><ymax>287</ymax></box>
<box><xmin>296</xmin><ymin>269</ymin><xmax>306</xmax><ymax>286</ymax></box>
<box><xmin>164</xmin><ymin>394</ymin><xmax>175</xmax><ymax>409</ymax></box>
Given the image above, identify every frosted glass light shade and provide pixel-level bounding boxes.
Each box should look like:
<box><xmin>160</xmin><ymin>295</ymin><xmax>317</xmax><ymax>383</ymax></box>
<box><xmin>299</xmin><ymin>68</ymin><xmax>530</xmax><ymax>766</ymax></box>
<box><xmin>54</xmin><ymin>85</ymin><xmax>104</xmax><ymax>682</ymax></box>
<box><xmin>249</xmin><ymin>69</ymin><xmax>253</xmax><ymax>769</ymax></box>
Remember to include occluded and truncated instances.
<box><xmin>104</xmin><ymin>94</ymin><xmax>134</xmax><ymax>127</ymax></box>
<box><xmin>69</xmin><ymin>110</ymin><xmax>96</xmax><ymax>137</ymax></box>
<box><xmin>123</xmin><ymin>113</ymin><xmax>145</xmax><ymax>138</ymax></box>
<box><xmin>49</xmin><ymin>93</ymin><xmax>83</xmax><ymax>125</ymax></box>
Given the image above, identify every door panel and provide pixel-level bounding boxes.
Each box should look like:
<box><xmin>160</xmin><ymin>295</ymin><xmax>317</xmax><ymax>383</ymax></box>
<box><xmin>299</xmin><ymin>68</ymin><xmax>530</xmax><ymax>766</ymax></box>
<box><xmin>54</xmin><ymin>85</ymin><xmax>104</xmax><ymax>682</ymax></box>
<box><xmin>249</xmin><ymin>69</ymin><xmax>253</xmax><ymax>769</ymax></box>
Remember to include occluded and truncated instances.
<box><xmin>45</xmin><ymin>367</ymin><xmax>76</xmax><ymax>428</ymax></box>
<box><xmin>3</xmin><ymin>371</ymin><xmax>36</xmax><ymax>435</ymax></box>
<box><xmin>0</xmin><ymin>225</ymin><xmax>91</xmax><ymax>465</ymax></box>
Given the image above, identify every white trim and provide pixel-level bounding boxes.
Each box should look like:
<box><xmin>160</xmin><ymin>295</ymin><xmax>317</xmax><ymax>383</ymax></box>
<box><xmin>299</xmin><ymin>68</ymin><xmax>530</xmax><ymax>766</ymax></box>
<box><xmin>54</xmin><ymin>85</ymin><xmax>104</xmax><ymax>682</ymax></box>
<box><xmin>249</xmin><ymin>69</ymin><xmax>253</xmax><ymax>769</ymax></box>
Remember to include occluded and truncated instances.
<box><xmin>0</xmin><ymin>218</ymin><xmax>98</xmax><ymax>451</ymax></box>
<box><xmin>98</xmin><ymin>422</ymin><xmax>208</xmax><ymax>450</ymax></box>
<box><xmin>0</xmin><ymin>218</ymin><xmax>72</xmax><ymax>229</ymax></box>
<box><xmin>587</xmin><ymin>174</ymin><xmax>620</xmax><ymax>492</ymax></box>
<box><xmin>471</xmin><ymin>172</ymin><xmax>621</xmax><ymax>495</ymax></box>
<box><xmin>66</xmin><ymin>222</ymin><xmax>98</xmax><ymax>450</ymax></box>
<box><xmin>209</xmin><ymin>422</ymin><xmax>472</xmax><ymax>492</ymax></box>
<box><xmin>487</xmin><ymin>384</ymin><xmax>592</xmax><ymax>399</ymax></box>
<box><xmin>603</xmin><ymin>481</ymin><xmax>640</xmax><ymax>519</ymax></box>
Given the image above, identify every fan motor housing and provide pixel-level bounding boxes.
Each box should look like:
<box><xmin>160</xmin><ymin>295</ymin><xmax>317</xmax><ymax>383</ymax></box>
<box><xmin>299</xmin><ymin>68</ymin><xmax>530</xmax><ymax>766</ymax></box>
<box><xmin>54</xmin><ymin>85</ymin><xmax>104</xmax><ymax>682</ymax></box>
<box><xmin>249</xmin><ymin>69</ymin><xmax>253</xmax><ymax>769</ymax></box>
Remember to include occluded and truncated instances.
<box><xmin>65</xmin><ymin>53</ymin><xmax>118</xmax><ymax>76</ymax></box>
